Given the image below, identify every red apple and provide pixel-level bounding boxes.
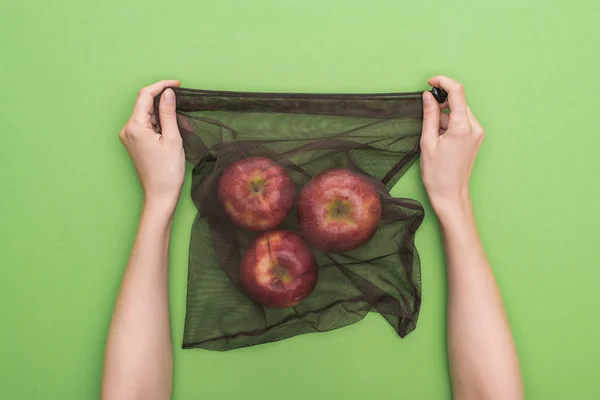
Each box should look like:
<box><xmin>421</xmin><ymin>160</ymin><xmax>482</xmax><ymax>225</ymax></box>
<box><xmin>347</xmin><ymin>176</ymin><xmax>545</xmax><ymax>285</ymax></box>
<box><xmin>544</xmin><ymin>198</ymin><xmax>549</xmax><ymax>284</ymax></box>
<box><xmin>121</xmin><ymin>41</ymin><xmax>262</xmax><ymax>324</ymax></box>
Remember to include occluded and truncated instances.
<box><xmin>241</xmin><ymin>230</ymin><xmax>318</xmax><ymax>308</ymax></box>
<box><xmin>298</xmin><ymin>169</ymin><xmax>382</xmax><ymax>253</ymax></box>
<box><xmin>218</xmin><ymin>157</ymin><xmax>295</xmax><ymax>231</ymax></box>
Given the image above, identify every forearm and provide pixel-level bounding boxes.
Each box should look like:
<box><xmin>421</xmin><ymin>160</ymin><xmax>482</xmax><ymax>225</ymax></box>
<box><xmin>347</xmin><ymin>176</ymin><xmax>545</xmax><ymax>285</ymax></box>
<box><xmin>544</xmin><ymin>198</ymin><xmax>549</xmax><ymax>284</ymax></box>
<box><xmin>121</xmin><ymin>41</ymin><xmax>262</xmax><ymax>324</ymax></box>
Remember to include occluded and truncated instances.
<box><xmin>102</xmin><ymin>200</ymin><xmax>174</xmax><ymax>400</ymax></box>
<box><xmin>438</xmin><ymin>199</ymin><xmax>523</xmax><ymax>400</ymax></box>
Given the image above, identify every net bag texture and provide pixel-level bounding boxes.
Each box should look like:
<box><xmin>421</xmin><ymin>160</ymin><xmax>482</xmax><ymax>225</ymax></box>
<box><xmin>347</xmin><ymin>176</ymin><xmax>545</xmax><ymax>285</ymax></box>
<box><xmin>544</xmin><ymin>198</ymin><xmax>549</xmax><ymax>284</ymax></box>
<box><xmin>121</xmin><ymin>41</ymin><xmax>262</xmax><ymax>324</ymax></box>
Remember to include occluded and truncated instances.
<box><xmin>154</xmin><ymin>87</ymin><xmax>431</xmax><ymax>351</ymax></box>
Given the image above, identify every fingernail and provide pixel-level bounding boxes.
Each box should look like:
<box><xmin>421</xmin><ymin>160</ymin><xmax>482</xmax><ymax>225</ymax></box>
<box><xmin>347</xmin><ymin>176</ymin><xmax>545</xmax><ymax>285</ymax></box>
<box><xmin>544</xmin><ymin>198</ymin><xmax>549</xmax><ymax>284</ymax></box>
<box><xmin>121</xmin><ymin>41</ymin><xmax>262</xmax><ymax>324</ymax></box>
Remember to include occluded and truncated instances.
<box><xmin>423</xmin><ymin>92</ymin><xmax>432</xmax><ymax>105</ymax></box>
<box><xmin>164</xmin><ymin>89</ymin><xmax>175</xmax><ymax>104</ymax></box>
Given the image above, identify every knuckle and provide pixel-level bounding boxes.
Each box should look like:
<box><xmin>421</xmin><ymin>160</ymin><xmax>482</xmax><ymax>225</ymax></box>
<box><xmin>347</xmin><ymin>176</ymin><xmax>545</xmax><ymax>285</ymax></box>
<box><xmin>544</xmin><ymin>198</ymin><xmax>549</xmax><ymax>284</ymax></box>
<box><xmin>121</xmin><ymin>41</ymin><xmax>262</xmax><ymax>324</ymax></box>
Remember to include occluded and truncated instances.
<box><xmin>125</xmin><ymin>123</ymin><xmax>141</xmax><ymax>138</ymax></box>
<box><xmin>454</xmin><ymin>125</ymin><xmax>470</xmax><ymax>136</ymax></box>
<box><xmin>423</xmin><ymin>109</ymin><xmax>437</xmax><ymax>119</ymax></box>
<box><xmin>137</xmin><ymin>87</ymin><xmax>148</xmax><ymax>98</ymax></box>
<box><xmin>475</xmin><ymin>127</ymin><xmax>485</xmax><ymax>141</ymax></box>
<box><xmin>159</xmin><ymin>100</ymin><xmax>175</xmax><ymax>113</ymax></box>
<box><xmin>455</xmin><ymin>83</ymin><xmax>464</xmax><ymax>93</ymax></box>
<box><xmin>160</xmin><ymin>109</ymin><xmax>175</xmax><ymax>118</ymax></box>
<box><xmin>451</xmin><ymin>119</ymin><xmax>469</xmax><ymax>132</ymax></box>
<box><xmin>419</xmin><ymin>136</ymin><xmax>433</xmax><ymax>151</ymax></box>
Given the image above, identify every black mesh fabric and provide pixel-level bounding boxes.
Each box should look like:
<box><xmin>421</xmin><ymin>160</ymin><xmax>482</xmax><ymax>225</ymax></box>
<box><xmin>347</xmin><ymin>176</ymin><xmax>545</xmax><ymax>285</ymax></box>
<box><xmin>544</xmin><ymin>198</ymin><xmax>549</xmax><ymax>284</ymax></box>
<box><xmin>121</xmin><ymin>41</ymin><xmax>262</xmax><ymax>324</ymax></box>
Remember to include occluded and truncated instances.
<box><xmin>154</xmin><ymin>88</ymin><xmax>427</xmax><ymax>351</ymax></box>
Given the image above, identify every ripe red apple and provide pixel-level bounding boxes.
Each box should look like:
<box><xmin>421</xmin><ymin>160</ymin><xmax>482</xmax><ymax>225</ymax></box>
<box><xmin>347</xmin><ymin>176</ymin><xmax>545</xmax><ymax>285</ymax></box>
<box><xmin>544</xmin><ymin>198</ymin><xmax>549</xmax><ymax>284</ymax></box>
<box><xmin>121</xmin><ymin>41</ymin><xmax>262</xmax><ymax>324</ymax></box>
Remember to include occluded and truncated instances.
<box><xmin>240</xmin><ymin>230</ymin><xmax>318</xmax><ymax>308</ymax></box>
<box><xmin>298</xmin><ymin>169</ymin><xmax>382</xmax><ymax>253</ymax></box>
<box><xmin>218</xmin><ymin>157</ymin><xmax>295</xmax><ymax>231</ymax></box>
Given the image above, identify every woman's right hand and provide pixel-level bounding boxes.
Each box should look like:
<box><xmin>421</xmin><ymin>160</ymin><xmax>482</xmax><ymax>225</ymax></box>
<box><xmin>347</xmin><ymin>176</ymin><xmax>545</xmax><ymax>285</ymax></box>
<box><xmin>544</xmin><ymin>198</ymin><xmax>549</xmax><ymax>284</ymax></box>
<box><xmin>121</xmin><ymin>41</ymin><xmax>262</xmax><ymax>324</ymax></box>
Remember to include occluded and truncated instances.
<box><xmin>119</xmin><ymin>80</ymin><xmax>185</xmax><ymax>215</ymax></box>
<box><xmin>420</xmin><ymin>76</ymin><xmax>485</xmax><ymax>219</ymax></box>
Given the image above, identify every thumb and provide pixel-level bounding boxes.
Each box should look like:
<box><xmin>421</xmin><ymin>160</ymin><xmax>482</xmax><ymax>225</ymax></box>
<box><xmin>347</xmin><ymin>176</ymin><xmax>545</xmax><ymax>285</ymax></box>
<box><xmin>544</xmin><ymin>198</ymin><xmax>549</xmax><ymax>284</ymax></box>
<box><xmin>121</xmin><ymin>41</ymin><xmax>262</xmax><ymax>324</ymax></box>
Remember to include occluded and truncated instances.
<box><xmin>159</xmin><ymin>88</ymin><xmax>181</xmax><ymax>143</ymax></box>
<box><xmin>420</xmin><ymin>91</ymin><xmax>440</xmax><ymax>148</ymax></box>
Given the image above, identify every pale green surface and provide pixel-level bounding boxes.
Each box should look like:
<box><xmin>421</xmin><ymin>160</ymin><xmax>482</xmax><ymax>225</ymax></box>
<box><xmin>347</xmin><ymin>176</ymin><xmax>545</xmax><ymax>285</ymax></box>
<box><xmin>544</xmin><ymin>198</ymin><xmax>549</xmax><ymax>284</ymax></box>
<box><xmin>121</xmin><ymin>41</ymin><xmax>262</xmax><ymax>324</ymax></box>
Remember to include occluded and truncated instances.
<box><xmin>1</xmin><ymin>0</ymin><xmax>599</xmax><ymax>398</ymax></box>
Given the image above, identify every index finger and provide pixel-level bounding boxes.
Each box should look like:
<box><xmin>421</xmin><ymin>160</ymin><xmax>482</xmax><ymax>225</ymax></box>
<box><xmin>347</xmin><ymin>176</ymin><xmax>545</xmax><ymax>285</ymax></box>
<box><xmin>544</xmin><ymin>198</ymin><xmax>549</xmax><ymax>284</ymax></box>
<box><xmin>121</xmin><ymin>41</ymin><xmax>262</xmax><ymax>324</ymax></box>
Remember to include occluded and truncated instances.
<box><xmin>131</xmin><ymin>80</ymin><xmax>180</xmax><ymax>122</ymax></box>
<box><xmin>427</xmin><ymin>76</ymin><xmax>468</xmax><ymax>119</ymax></box>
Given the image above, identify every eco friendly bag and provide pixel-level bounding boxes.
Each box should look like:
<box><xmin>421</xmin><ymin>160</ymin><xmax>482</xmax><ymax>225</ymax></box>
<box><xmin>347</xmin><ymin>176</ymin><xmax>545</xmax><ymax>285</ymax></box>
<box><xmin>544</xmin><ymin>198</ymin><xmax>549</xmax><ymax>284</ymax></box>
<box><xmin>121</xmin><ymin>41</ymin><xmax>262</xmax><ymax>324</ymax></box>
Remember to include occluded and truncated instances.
<box><xmin>153</xmin><ymin>86</ymin><xmax>447</xmax><ymax>351</ymax></box>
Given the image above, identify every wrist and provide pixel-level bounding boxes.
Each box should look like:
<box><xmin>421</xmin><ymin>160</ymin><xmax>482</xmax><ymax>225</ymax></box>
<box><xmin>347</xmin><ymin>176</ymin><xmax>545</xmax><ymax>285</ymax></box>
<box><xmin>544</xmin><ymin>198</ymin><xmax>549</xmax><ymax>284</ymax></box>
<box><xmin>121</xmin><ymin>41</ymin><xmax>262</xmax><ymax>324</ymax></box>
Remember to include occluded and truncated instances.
<box><xmin>430</xmin><ymin>193</ymin><xmax>474</xmax><ymax>227</ymax></box>
<box><xmin>142</xmin><ymin>195</ymin><xmax>179</xmax><ymax>223</ymax></box>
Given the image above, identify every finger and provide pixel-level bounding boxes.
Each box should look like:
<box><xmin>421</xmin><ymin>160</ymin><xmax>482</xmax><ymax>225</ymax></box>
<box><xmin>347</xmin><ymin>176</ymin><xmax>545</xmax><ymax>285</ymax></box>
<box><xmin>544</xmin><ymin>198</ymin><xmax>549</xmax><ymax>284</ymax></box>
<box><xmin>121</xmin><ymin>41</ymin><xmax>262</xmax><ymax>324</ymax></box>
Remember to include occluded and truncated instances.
<box><xmin>466</xmin><ymin>105</ymin><xmax>480</xmax><ymax>126</ymax></box>
<box><xmin>420</xmin><ymin>91</ymin><xmax>440</xmax><ymax>147</ymax></box>
<box><xmin>440</xmin><ymin>112</ymin><xmax>449</xmax><ymax>131</ymax></box>
<box><xmin>131</xmin><ymin>80</ymin><xmax>180</xmax><ymax>122</ymax></box>
<box><xmin>158</xmin><ymin>89</ymin><xmax>181</xmax><ymax>143</ymax></box>
<box><xmin>467</xmin><ymin>106</ymin><xmax>485</xmax><ymax>137</ymax></box>
<box><xmin>427</xmin><ymin>76</ymin><xmax>468</xmax><ymax>119</ymax></box>
<box><xmin>177</xmin><ymin>114</ymin><xmax>194</xmax><ymax>135</ymax></box>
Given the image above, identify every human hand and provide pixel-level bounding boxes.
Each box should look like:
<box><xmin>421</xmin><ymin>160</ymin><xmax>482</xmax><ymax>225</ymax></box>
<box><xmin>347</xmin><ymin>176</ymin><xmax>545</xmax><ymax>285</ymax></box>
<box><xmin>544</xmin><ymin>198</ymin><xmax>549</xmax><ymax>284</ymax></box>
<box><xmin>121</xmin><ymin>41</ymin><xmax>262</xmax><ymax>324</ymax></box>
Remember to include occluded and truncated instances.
<box><xmin>119</xmin><ymin>80</ymin><xmax>185</xmax><ymax>214</ymax></box>
<box><xmin>420</xmin><ymin>76</ymin><xmax>485</xmax><ymax>218</ymax></box>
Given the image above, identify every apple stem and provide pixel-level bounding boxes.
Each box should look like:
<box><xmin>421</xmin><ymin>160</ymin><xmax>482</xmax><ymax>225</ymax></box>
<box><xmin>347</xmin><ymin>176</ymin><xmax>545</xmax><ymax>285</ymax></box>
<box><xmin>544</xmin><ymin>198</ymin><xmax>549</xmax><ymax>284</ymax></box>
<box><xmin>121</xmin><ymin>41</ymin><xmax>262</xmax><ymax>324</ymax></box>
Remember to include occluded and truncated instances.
<box><xmin>271</xmin><ymin>265</ymin><xmax>288</xmax><ymax>287</ymax></box>
<box><xmin>267</xmin><ymin>238</ymin><xmax>273</xmax><ymax>259</ymax></box>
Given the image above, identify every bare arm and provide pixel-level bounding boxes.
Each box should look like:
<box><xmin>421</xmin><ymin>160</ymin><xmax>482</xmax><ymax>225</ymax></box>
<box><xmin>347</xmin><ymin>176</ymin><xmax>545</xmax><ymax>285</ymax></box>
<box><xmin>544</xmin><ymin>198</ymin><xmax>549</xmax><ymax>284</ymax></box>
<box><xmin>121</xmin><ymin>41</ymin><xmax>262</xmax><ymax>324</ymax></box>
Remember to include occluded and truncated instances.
<box><xmin>102</xmin><ymin>80</ymin><xmax>184</xmax><ymax>400</ymax></box>
<box><xmin>420</xmin><ymin>77</ymin><xmax>523</xmax><ymax>400</ymax></box>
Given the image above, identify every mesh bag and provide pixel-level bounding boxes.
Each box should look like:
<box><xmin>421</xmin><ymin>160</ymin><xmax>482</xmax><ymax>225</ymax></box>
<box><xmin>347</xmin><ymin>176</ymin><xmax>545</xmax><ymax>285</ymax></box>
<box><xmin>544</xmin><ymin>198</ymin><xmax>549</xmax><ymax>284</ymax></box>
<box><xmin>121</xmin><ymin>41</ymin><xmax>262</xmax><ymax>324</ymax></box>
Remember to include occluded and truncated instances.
<box><xmin>154</xmin><ymin>87</ymin><xmax>439</xmax><ymax>351</ymax></box>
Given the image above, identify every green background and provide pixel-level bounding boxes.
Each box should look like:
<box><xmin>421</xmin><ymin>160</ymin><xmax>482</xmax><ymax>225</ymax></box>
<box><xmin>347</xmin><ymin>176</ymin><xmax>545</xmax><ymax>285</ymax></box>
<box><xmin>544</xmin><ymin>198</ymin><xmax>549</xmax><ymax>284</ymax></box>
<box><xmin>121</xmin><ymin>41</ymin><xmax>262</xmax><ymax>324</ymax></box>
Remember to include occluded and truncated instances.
<box><xmin>1</xmin><ymin>0</ymin><xmax>599</xmax><ymax>398</ymax></box>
